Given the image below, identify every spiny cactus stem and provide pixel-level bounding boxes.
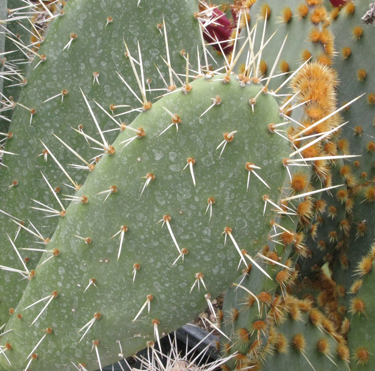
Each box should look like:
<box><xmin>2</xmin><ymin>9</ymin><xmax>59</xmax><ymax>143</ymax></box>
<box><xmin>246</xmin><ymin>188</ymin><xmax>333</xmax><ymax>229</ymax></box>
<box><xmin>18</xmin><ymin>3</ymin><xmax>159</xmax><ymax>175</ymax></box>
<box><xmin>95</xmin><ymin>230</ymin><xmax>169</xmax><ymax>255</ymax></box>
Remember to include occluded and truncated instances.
<box><xmin>80</xmin><ymin>88</ymin><xmax>109</xmax><ymax>148</ymax></box>
<box><xmin>199</xmin><ymin>95</ymin><xmax>222</xmax><ymax>118</ymax></box>
<box><xmin>74</xmin><ymin>234</ymin><xmax>92</xmax><ymax>245</ymax></box>
<box><xmin>140</xmin><ymin>173</ymin><xmax>155</xmax><ymax>196</ymax></box>
<box><xmin>172</xmin><ymin>248</ymin><xmax>189</xmax><ymax>266</ymax></box>
<box><xmin>0</xmin><ymin>343</ymin><xmax>11</xmax><ymax>365</ymax></box>
<box><xmin>232</xmin><ymin>283</ymin><xmax>260</xmax><ymax>313</ymax></box>
<box><xmin>279</xmin><ymin>90</ymin><xmax>301</xmax><ymax>112</ymax></box>
<box><xmin>14</xmin><ymin>101</ymin><xmax>35</xmax><ymax>124</ymax></box>
<box><xmin>264</xmin><ymin>33</ymin><xmax>288</xmax><ymax>90</ymax></box>
<box><xmin>24</xmin><ymin>353</ymin><xmax>38</xmax><ymax>371</ymax></box>
<box><xmin>204</xmin><ymin>293</ymin><xmax>216</xmax><ymax>318</ymax></box>
<box><xmin>198</xmin><ymin>23</ymin><xmax>209</xmax><ymax>73</ymax></box>
<box><xmin>96</xmin><ymin>185</ymin><xmax>118</xmax><ymax>202</ymax></box>
<box><xmin>226</xmin><ymin>20</ymin><xmax>248</xmax><ymax>78</ymax></box>
<box><xmin>291</xmin><ymin>120</ymin><xmax>348</xmax><ymax>144</ymax></box>
<box><xmin>190</xmin><ymin>272</ymin><xmax>207</xmax><ymax>293</ymax></box>
<box><xmin>132</xmin><ymin>263</ymin><xmax>140</xmax><ymax>282</ymax></box>
<box><xmin>0</xmin><ymin>148</ymin><xmax>17</xmax><ymax>156</ymax></box>
<box><xmin>257</xmin><ymin>253</ymin><xmax>292</xmax><ymax>270</ymax></box>
<box><xmin>217</xmin><ymin>131</ymin><xmax>237</xmax><ymax>157</ymax></box>
<box><xmin>243</xmin><ymin>251</ymin><xmax>272</xmax><ymax>280</ymax></box>
<box><xmin>287</xmin><ymin>154</ymin><xmax>361</xmax><ymax>163</ymax></box>
<box><xmin>6</xmin><ymin>233</ymin><xmax>28</xmax><ymax>272</ymax></box>
<box><xmin>93</xmin><ymin>71</ymin><xmax>100</xmax><ymax>84</ymax></box>
<box><xmin>6</xmin><ymin>35</ymin><xmax>44</xmax><ymax>60</ymax></box>
<box><xmin>222</xmin><ymin>227</ymin><xmax>247</xmax><ymax>267</ymax></box>
<box><xmin>62</xmin><ymin>194</ymin><xmax>88</xmax><ymax>204</ymax></box>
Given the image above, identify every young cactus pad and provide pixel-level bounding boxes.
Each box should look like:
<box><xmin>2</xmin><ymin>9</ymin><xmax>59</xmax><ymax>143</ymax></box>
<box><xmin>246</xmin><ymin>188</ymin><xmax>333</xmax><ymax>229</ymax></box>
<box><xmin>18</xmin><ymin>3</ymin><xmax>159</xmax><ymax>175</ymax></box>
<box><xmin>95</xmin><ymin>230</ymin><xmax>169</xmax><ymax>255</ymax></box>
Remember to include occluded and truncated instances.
<box><xmin>0</xmin><ymin>73</ymin><xmax>291</xmax><ymax>371</ymax></box>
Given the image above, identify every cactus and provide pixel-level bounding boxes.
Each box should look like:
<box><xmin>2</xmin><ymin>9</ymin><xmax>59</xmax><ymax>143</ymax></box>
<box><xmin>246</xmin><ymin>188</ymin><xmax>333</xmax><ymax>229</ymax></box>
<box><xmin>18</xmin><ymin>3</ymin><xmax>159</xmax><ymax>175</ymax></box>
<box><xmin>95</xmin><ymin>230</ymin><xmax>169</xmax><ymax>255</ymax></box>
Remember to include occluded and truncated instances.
<box><xmin>0</xmin><ymin>66</ymin><xmax>298</xmax><ymax>370</ymax></box>
<box><xmin>0</xmin><ymin>0</ymin><xmax>202</xmax><ymax>325</ymax></box>
<box><xmin>1</xmin><ymin>0</ymin><xmax>375</xmax><ymax>370</ymax></box>
<box><xmin>219</xmin><ymin>51</ymin><xmax>349</xmax><ymax>368</ymax></box>
<box><xmin>327</xmin><ymin>2</ymin><xmax>375</xmax><ymax>369</ymax></box>
<box><xmin>260</xmin><ymin>297</ymin><xmax>349</xmax><ymax>371</ymax></box>
<box><xmin>209</xmin><ymin>0</ymin><xmax>334</xmax><ymax>94</ymax></box>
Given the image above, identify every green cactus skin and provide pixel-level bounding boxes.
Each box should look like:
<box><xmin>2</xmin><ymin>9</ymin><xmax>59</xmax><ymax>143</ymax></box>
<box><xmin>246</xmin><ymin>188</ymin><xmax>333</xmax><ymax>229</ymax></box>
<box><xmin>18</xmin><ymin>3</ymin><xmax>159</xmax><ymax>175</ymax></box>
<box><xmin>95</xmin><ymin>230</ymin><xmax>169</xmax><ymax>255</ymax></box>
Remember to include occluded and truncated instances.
<box><xmin>0</xmin><ymin>73</ymin><xmax>291</xmax><ymax>371</ymax></box>
<box><xmin>210</xmin><ymin>0</ymin><xmax>332</xmax><ymax>92</ymax></box>
<box><xmin>298</xmin><ymin>156</ymin><xmax>348</xmax><ymax>281</ymax></box>
<box><xmin>289</xmin><ymin>1</ymin><xmax>375</xmax><ymax>368</ymax></box>
<box><xmin>329</xmin><ymin>0</ymin><xmax>375</xmax><ymax>292</ymax></box>
<box><xmin>0</xmin><ymin>1</ymin><xmax>6</xmax><ymax>104</ymax></box>
<box><xmin>219</xmin><ymin>55</ymin><xmax>346</xmax><ymax>369</ymax></box>
<box><xmin>191</xmin><ymin>0</ymin><xmax>334</xmax><ymax>93</ymax></box>
<box><xmin>346</xmin><ymin>256</ymin><xmax>375</xmax><ymax>370</ymax></box>
<box><xmin>260</xmin><ymin>298</ymin><xmax>349</xmax><ymax>371</ymax></box>
<box><xmin>0</xmin><ymin>0</ymin><xmax>37</xmax><ymax>133</ymax></box>
<box><xmin>220</xmin><ymin>208</ymin><xmax>308</xmax><ymax>370</ymax></box>
<box><xmin>0</xmin><ymin>0</ymin><xmax>201</xmax><ymax>326</ymax></box>
<box><xmin>320</xmin><ymin>5</ymin><xmax>375</xmax><ymax>366</ymax></box>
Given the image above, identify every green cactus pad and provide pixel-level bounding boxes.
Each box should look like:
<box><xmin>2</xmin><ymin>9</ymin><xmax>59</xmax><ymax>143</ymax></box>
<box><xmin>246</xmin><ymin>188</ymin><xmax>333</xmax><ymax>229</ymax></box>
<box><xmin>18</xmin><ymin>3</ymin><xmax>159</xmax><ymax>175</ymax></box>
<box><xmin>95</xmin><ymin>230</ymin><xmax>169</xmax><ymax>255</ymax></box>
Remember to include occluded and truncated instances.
<box><xmin>0</xmin><ymin>0</ymin><xmax>201</xmax><ymax>325</ymax></box>
<box><xmin>0</xmin><ymin>73</ymin><xmax>291</xmax><ymax>371</ymax></box>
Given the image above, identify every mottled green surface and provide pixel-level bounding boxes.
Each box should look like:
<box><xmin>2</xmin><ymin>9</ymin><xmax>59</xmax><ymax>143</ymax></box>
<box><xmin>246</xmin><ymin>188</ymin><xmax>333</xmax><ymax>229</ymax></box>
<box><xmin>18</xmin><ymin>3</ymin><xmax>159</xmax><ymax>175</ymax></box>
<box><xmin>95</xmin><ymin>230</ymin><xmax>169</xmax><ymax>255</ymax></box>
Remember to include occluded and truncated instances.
<box><xmin>347</xmin><ymin>260</ymin><xmax>375</xmax><ymax>370</ymax></box>
<box><xmin>0</xmin><ymin>74</ymin><xmax>290</xmax><ymax>371</ymax></box>
<box><xmin>0</xmin><ymin>0</ymin><xmax>6</xmax><ymax>101</ymax></box>
<box><xmin>221</xmin><ymin>161</ymin><xmax>313</xmax><ymax>369</ymax></box>
<box><xmin>224</xmin><ymin>0</ymin><xmax>326</xmax><ymax>91</ymax></box>
<box><xmin>330</xmin><ymin>0</ymin><xmax>375</xmax><ymax>307</ymax></box>
<box><xmin>0</xmin><ymin>0</ymin><xmax>33</xmax><ymax>133</ymax></box>
<box><xmin>298</xmin><ymin>156</ymin><xmax>347</xmax><ymax>280</ymax></box>
<box><xmin>261</xmin><ymin>311</ymin><xmax>347</xmax><ymax>371</ymax></box>
<box><xmin>0</xmin><ymin>0</ymin><xmax>201</xmax><ymax>325</ymax></box>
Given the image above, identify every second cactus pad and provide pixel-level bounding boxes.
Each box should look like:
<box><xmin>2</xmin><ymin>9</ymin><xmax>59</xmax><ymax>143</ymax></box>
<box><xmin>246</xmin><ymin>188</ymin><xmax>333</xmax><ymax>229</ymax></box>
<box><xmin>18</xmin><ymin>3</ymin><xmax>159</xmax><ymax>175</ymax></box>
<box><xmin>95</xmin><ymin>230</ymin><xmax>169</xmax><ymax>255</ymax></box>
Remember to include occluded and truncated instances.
<box><xmin>0</xmin><ymin>74</ymin><xmax>291</xmax><ymax>370</ymax></box>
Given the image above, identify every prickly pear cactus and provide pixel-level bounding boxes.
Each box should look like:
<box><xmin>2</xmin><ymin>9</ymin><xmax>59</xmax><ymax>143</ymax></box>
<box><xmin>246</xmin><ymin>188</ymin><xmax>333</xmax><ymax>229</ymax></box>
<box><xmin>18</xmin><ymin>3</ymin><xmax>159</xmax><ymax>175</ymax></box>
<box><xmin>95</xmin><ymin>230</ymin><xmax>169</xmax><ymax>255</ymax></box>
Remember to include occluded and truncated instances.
<box><xmin>330</xmin><ymin>0</ymin><xmax>375</xmax><ymax>290</ymax></box>
<box><xmin>327</xmin><ymin>2</ymin><xmax>375</xmax><ymax>368</ymax></box>
<box><xmin>209</xmin><ymin>0</ymin><xmax>334</xmax><ymax>92</ymax></box>
<box><xmin>260</xmin><ymin>297</ymin><xmax>349</xmax><ymax>371</ymax></box>
<box><xmin>346</xmin><ymin>250</ymin><xmax>375</xmax><ymax>369</ymax></box>
<box><xmin>219</xmin><ymin>55</ymin><xmax>349</xmax><ymax>370</ymax></box>
<box><xmin>0</xmin><ymin>0</ymin><xmax>201</xmax><ymax>326</ymax></box>
<box><xmin>0</xmin><ymin>72</ymin><xmax>292</xmax><ymax>371</ymax></box>
<box><xmin>0</xmin><ymin>0</ymin><xmax>42</xmax><ymax>133</ymax></box>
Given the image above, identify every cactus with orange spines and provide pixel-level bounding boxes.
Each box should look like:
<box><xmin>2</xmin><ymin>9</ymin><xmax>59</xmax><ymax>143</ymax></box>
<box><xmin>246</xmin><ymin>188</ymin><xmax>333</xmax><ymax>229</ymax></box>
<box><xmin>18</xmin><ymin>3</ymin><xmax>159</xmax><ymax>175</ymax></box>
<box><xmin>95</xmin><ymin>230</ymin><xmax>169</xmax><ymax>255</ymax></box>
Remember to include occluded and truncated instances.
<box><xmin>1</xmin><ymin>0</ymin><xmax>375</xmax><ymax>370</ymax></box>
<box><xmin>0</xmin><ymin>69</ymin><xmax>297</xmax><ymax>370</ymax></box>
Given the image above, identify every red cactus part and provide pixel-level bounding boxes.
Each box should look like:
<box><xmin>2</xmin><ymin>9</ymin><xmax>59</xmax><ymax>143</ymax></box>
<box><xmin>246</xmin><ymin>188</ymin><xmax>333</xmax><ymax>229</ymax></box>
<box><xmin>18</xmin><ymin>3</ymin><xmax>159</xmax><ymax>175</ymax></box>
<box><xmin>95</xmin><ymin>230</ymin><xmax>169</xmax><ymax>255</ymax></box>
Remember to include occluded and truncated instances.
<box><xmin>202</xmin><ymin>8</ymin><xmax>234</xmax><ymax>55</ymax></box>
<box><xmin>329</xmin><ymin>0</ymin><xmax>348</xmax><ymax>7</ymax></box>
